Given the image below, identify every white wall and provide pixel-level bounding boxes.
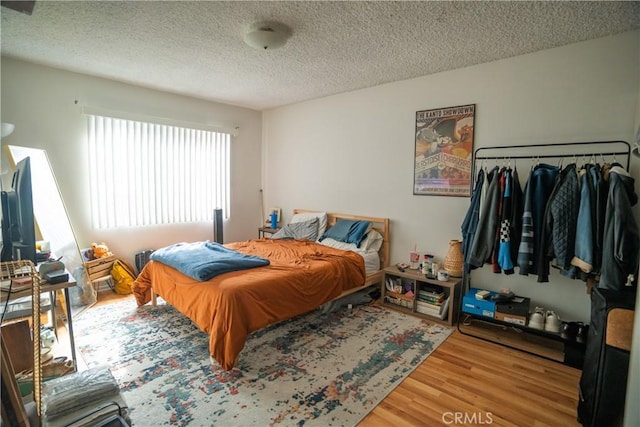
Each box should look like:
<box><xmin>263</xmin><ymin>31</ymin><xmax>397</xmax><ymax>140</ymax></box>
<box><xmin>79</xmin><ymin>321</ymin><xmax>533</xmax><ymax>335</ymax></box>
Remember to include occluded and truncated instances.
<box><xmin>1</xmin><ymin>58</ymin><xmax>263</xmax><ymax>263</ymax></box>
<box><xmin>263</xmin><ymin>30</ymin><xmax>640</xmax><ymax>322</ymax></box>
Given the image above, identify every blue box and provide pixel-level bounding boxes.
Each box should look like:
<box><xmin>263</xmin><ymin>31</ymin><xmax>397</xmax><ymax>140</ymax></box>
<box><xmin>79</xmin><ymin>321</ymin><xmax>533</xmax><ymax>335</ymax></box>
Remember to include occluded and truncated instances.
<box><xmin>462</xmin><ymin>288</ymin><xmax>496</xmax><ymax>318</ymax></box>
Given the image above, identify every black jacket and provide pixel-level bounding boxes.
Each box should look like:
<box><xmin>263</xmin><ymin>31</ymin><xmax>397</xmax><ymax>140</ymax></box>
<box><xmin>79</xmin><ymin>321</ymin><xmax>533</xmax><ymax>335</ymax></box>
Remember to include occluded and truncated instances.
<box><xmin>538</xmin><ymin>163</ymin><xmax>580</xmax><ymax>282</ymax></box>
<box><xmin>599</xmin><ymin>167</ymin><xmax>639</xmax><ymax>291</ymax></box>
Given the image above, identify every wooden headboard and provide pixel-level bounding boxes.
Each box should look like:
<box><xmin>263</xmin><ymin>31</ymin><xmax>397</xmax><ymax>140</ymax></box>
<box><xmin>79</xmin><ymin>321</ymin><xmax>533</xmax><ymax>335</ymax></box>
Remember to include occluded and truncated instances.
<box><xmin>292</xmin><ymin>209</ymin><xmax>390</xmax><ymax>270</ymax></box>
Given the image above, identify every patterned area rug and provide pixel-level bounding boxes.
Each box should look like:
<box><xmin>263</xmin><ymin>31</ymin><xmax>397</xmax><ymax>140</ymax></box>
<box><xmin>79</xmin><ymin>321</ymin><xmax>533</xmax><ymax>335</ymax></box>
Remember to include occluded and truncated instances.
<box><xmin>74</xmin><ymin>298</ymin><xmax>452</xmax><ymax>426</ymax></box>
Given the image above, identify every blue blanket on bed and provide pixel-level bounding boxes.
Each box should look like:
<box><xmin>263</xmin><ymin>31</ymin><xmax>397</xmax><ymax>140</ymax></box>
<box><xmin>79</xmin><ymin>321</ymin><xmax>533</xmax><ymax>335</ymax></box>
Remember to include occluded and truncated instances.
<box><xmin>150</xmin><ymin>241</ymin><xmax>270</xmax><ymax>281</ymax></box>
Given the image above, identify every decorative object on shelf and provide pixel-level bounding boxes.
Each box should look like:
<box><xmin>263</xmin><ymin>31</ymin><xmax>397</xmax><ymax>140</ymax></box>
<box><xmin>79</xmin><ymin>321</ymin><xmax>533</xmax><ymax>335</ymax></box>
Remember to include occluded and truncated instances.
<box><xmin>443</xmin><ymin>239</ymin><xmax>464</xmax><ymax>278</ymax></box>
<box><xmin>413</xmin><ymin>104</ymin><xmax>475</xmax><ymax>197</ymax></box>
<box><xmin>409</xmin><ymin>245</ymin><xmax>420</xmax><ymax>269</ymax></box>
<box><xmin>265</xmin><ymin>206</ymin><xmax>281</xmax><ymax>226</ymax></box>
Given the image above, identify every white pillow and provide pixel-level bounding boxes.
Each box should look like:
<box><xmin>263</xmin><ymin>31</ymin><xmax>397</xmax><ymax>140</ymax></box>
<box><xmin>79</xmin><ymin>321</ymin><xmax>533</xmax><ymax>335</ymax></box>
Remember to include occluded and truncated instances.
<box><xmin>319</xmin><ymin>237</ymin><xmax>359</xmax><ymax>251</ymax></box>
<box><xmin>361</xmin><ymin>229</ymin><xmax>383</xmax><ymax>252</ymax></box>
<box><xmin>320</xmin><ymin>229</ymin><xmax>383</xmax><ymax>252</ymax></box>
<box><xmin>290</xmin><ymin>212</ymin><xmax>328</xmax><ymax>239</ymax></box>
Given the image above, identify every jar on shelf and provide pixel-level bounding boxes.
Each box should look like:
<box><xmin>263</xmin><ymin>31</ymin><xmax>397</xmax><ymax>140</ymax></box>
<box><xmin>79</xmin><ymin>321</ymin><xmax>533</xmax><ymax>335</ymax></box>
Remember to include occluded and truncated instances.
<box><xmin>444</xmin><ymin>239</ymin><xmax>463</xmax><ymax>278</ymax></box>
<box><xmin>421</xmin><ymin>254</ymin><xmax>430</xmax><ymax>275</ymax></box>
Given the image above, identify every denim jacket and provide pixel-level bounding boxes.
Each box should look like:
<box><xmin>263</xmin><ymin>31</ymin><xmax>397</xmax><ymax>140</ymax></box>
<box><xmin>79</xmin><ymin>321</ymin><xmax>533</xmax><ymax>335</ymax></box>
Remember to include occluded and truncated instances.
<box><xmin>571</xmin><ymin>164</ymin><xmax>598</xmax><ymax>274</ymax></box>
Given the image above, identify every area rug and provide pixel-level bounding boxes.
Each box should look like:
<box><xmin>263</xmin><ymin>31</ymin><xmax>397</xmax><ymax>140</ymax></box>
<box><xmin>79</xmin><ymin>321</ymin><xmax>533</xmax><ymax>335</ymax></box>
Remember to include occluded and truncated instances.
<box><xmin>73</xmin><ymin>298</ymin><xmax>452</xmax><ymax>426</ymax></box>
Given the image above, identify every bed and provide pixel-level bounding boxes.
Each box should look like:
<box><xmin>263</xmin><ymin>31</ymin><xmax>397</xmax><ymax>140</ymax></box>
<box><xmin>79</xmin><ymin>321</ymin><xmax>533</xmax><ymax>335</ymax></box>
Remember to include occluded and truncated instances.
<box><xmin>133</xmin><ymin>210</ymin><xmax>390</xmax><ymax>370</ymax></box>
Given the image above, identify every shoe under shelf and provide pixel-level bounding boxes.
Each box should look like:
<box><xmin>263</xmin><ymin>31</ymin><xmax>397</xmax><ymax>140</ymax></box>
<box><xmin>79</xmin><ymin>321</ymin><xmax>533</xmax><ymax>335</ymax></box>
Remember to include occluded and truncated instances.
<box><xmin>458</xmin><ymin>314</ymin><xmax>585</xmax><ymax>368</ymax></box>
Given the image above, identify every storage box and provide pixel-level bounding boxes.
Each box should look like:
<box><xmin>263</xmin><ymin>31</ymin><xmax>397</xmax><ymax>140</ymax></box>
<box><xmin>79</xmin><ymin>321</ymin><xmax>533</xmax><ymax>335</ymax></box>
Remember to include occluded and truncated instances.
<box><xmin>462</xmin><ymin>288</ymin><xmax>496</xmax><ymax>318</ymax></box>
<box><xmin>495</xmin><ymin>296</ymin><xmax>530</xmax><ymax>317</ymax></box>
<box><xmin>495</xmin><ymin>311</ymin><xmax>527</xmax><ymax>326</ymax></box>
<box><xmin>84</xmin><ymin>255</ymin><xmax>116</xmax><ymax>282</ymax></box>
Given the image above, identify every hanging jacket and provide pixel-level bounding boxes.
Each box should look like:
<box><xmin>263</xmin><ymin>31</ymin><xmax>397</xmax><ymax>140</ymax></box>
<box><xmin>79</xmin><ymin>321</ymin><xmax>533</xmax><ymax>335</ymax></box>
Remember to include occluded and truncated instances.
<box><xmin>461</xmin><ymin>169</ymin><xmax>485</xmax><ymax>274</ymax></box>
<box><xmin>599</xmin><ymin>166</ymin><xmax>640</xmax><ymax>291</ymax></box>
<box><xmin>538</xmin><ymin>163</ymin><xmax>580</xmax><ymax>282</ymax></box>
<box><xmin>479</xmin><ymin>166</ymin><xmax>489</xmax><ymax>219</ymax></box>
<box><xmin>517</xmin><ymin>173</ymin><xmax>534</xmax><ymax>274</ymax></box>
<box><xmin>491</xmin><ymin>168</ymin><xmax>507</xmax><ymax>273</ymax></box>
<box><xmin>517</xmin><ymin>163</ymin><xmax>560</xmax><ymax>275</ymax></box>
<box><xmin>509</xmin><ymin>167</ymin><xmax>524</xmax><ymax>264</ymax></box>
<box><xmin>594</xmin><ymin>163</ymin><xmax>611</xmax><ymax>274</ymax></box>
<box><xmin>468</xmin><ymin>166</ymin><xmax>501</xmax><ymax>268</ymax></box>
<box><xmin>497</xmin><ymin>169</ymin><xmax>515</xmax><ymax>274</ymax></box>
<box><xmin>571</xmin><ymin>164</ymin><xmax>597</xmax><ymax>274</ymax></box>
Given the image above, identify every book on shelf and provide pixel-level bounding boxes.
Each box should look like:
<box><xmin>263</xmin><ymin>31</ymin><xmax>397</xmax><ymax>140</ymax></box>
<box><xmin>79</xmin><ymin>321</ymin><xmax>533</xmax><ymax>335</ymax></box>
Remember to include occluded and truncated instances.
<box><xmin>417</xmin><ymin>292</ymin><xmax>444</xmax><ymax>304</ymax></box>
<box><xmin>417</xmin><ymin>297</ymin><xmax>450</xmax><ymax>316</ymax></box>
<box><xmin>0</xmin><ymin>277</ymin><xmax>33</xmax><ymax>293</ymax></box>
<box><xmin>416</xmin><ymin>299</ymin><xmax>442</xmax><ymax>312</ymax></box>
<box><xmin>418</xmin><ymin>287</ymin><xmax>444</xmax><ymax>296</ymax></box>
<box><xmin>416</xmin><ymin>306</ymin><xmax>440</xmax><ymax>317</ymax></box>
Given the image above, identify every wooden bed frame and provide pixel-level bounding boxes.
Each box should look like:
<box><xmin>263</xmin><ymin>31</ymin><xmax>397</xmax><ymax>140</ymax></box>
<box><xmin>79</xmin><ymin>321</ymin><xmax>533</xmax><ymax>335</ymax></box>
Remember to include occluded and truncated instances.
<box><xmin>292</xmin><ymin>209</ymin><xmax>390</xmax><ymax>289</ymax></box>
<box><xmin>150</xmin><ymin>210</ymin><xmax>390</xmax><ymax>306</ymax></box>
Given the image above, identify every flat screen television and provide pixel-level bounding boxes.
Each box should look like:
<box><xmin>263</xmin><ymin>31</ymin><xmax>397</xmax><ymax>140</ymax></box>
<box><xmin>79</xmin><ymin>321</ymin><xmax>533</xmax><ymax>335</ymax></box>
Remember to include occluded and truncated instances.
<box><xmin>1</xmin><ymin>157</ymin><xmax>36</xmax><ymax>264</ymax></box>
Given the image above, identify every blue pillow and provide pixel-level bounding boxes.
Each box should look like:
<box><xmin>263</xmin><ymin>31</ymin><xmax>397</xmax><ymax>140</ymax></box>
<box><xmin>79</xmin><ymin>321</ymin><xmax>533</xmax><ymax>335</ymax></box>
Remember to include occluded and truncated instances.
<box><xmin>320</xmin><ymin>219</ymin><xmax>353</xmax><ymax>242</ymax></box>
<box><xmin>345</xmin><ymin>220</ymin><xmax>371</xmax><ymax>246</ymax></box>
<box><xmin>321</xmin><ymin>219</ymin><xmax>371</xmax><ymax>247</ymax></box>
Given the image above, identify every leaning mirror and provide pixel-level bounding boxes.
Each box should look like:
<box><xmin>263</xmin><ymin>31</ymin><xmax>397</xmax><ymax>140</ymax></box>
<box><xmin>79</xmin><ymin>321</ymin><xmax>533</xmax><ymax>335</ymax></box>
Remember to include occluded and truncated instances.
<box><xmin>4</xmin><ymin>145</ymin><xmax>94</xmax><ymax>309</ymax></box>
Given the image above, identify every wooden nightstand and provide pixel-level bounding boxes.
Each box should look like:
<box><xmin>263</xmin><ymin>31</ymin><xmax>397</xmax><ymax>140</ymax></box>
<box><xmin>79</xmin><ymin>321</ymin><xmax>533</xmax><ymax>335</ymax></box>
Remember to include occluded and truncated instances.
<box><xmin>258</xmin><ymin>226</ymin><xmax>281</xmax><ymax>238</ymax></box>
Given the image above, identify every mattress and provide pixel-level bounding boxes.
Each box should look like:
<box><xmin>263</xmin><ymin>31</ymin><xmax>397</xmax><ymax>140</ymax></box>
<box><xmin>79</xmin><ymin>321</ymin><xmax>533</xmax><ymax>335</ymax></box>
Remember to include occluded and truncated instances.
<box><xmin>133</xmin><ymin>239</ymin><xmax>366</xmax><ymax>370</ymax></box>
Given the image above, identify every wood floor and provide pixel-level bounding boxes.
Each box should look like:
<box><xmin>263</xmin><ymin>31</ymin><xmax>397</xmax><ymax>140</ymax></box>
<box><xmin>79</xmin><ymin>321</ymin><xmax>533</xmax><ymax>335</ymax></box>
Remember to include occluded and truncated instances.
<box><xmin>66</xmin><ymin>291</ymin><xmax>582</xmax><ymax>427</ymax></box>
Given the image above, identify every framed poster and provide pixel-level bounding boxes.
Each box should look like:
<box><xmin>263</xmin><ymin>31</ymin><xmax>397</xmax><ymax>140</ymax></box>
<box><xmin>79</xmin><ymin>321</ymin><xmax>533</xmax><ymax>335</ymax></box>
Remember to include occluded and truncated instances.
<box><xmin>413</xmin><ymin>104</ymin><xmax>475</xmax><ymax>197</ymax></box>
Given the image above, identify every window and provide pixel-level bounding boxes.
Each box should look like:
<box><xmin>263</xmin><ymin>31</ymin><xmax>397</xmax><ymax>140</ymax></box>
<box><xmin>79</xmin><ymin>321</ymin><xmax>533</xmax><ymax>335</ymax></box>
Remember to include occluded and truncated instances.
<box><xmin>87</xmin><ymin>114</ymin><xmax>230</xmax><ymax>229</ymax></box>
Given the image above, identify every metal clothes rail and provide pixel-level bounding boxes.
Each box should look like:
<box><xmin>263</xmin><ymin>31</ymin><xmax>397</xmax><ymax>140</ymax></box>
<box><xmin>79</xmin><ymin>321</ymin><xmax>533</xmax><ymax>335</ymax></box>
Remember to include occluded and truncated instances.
<box><xmin>472</xmin><ymin>140</ymin><xmax>631</xmax><ymax>173</ymax></box>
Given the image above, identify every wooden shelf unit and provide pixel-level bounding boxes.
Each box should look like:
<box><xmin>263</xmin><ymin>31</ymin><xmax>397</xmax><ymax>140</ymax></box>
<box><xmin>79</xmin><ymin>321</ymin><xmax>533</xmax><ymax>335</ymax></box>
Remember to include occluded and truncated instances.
<box><xmin>381</xmin><ymin>266</ymin><xmax>461</xmax><ymax>326</ymax></box>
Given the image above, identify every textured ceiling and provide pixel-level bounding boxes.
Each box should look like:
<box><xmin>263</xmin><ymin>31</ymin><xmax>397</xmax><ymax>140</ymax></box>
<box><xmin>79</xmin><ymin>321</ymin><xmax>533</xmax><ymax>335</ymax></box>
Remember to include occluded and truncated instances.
<box><xmin>1</xmin><ymin>1</ymin><xmax>639</xmax><ymax>111</ymax></box>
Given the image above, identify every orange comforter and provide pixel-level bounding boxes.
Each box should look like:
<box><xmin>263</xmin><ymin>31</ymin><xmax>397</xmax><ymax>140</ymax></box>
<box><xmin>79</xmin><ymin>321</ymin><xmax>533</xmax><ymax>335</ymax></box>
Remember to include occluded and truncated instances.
<box><xmin>133</xmin><ymin>239</ymin><xmax>365</xmax><ymax>370</ymax></box>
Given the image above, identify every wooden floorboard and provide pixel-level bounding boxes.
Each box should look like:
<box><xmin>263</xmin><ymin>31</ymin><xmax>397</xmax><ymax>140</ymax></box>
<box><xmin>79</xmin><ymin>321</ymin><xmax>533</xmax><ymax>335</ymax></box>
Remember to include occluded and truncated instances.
<box><xmin>56</xmin><ymin>292</ymin><xmax>581</xmax><ymax>427</ymax></box>
<box><xmin>360</xmin><ymin>327</ymin><xmax>581</xmax><ymax>427</ymax></box>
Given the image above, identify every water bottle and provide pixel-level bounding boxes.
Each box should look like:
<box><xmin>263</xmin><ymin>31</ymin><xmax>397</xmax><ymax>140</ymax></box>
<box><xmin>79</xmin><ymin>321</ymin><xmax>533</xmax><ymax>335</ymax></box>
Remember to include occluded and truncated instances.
<box><xmin>270</xmin><ymin>211</ymin><xmax>278</xmax><ymax>229</ymax></box>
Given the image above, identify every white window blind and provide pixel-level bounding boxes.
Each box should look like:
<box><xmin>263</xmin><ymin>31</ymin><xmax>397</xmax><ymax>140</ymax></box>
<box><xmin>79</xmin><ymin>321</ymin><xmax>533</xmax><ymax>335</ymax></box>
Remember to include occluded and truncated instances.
<box><xmin>87</xmin><ymin>114</ymin><xmax>230</xmax><ymax>229</ymax></box>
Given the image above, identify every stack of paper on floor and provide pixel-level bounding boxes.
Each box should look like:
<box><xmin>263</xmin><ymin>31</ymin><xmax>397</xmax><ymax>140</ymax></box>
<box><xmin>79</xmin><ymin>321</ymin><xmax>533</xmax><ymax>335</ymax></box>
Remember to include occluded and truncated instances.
<box><xmin>42</xmin><ymin>366</ymin><xmax>130</xmax><ymax>426</ymax></box>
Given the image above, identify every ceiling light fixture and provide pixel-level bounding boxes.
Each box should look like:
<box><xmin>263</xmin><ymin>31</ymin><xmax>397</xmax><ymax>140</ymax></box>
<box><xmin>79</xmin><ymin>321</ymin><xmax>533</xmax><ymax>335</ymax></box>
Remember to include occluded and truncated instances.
<box><xmin>244</xmin><ymin>22</ymin><xmax>291</xmax><ymax>51</ymax></box>
<box><xmin>1</xmin><ymin>122</ymin><xmax>15</xmax><ymax>138</ymax></box>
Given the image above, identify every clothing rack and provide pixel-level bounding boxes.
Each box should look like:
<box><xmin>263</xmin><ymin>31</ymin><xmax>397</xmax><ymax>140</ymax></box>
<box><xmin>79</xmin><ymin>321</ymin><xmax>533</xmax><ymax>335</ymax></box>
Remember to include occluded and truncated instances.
<box><xmin>472</xmin><ymin>140</ymin><xmax>631</xmax><ymax>173</ymax></box>
<box><xmin>459</xmin><ymin>139</ymin><xmax>632</xmax><ymax>366</ymax></box>
<box><xmin>464</xmin><ymin>139</ymin><xmax>632</xmax><ymax>293</ymax></box>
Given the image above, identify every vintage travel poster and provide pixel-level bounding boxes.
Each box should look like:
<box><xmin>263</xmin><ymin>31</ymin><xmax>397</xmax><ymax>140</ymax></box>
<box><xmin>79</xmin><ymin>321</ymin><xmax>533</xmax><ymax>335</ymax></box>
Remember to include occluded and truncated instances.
<box><xmin>413</xmin><ymin>104</ymin><xmax>475</xmax><ymax>196</ymax></box>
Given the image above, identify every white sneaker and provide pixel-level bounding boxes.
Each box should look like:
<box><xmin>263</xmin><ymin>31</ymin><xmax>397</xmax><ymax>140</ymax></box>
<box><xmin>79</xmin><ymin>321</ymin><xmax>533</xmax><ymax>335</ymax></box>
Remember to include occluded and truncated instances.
<box><xmin>545</xmin><ymin>310</ymin><xmax>561</xmax><ymax>333</ymax></box>
<box><xmin>528</xmin><ymin>307</ymin><xmax>545</xmax><ymax>330</ymax></box>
